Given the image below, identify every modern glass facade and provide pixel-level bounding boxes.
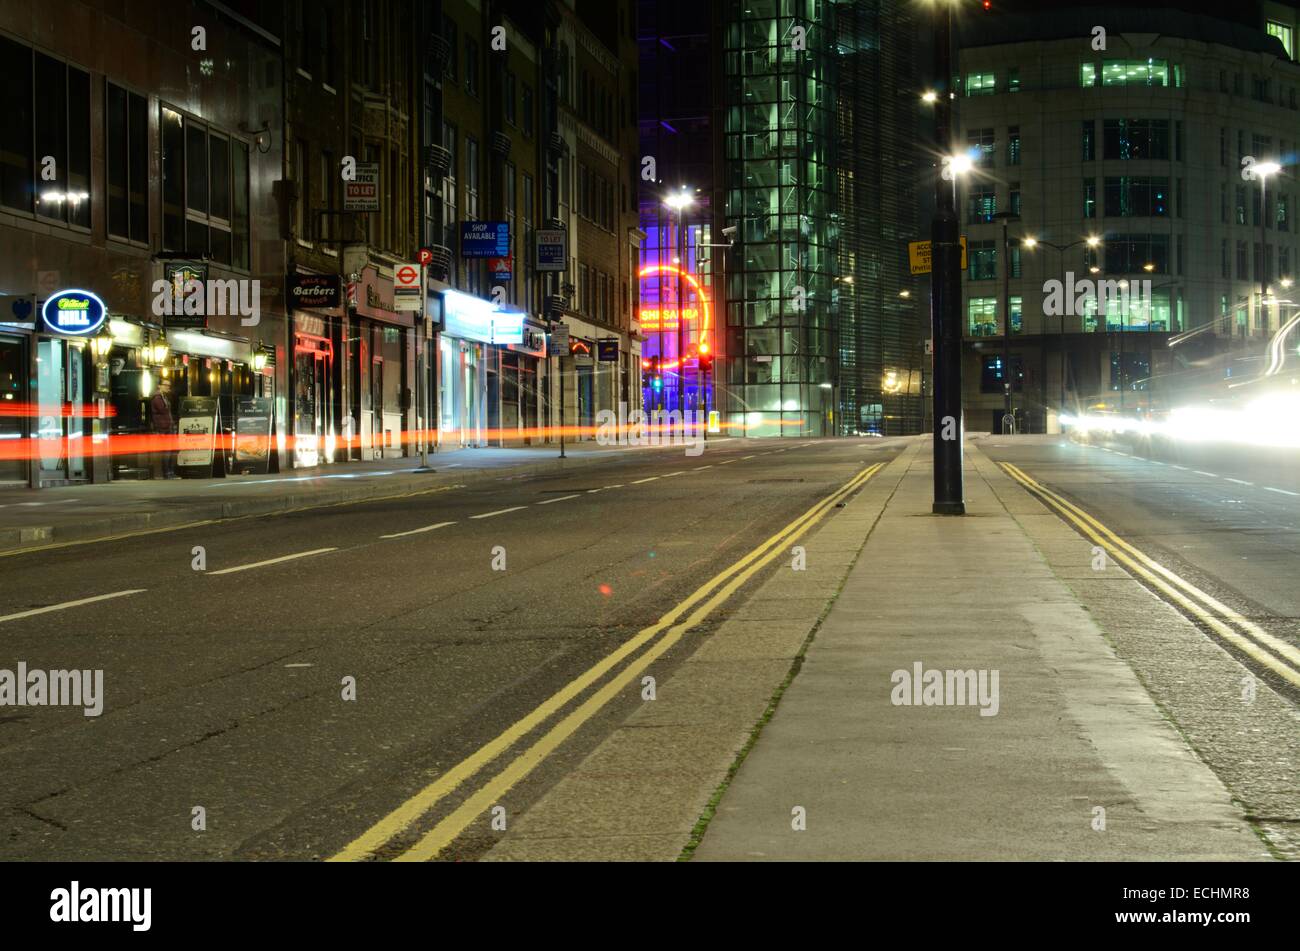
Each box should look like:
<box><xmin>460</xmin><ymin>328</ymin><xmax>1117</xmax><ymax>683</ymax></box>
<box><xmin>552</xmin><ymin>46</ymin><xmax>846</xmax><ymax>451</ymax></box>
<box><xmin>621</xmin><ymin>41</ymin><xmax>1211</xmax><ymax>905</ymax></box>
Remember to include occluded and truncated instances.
<box><xmin>721</xmin><ymin>0</ymin><xmax>838</xmax><ymax>438</ymax></box>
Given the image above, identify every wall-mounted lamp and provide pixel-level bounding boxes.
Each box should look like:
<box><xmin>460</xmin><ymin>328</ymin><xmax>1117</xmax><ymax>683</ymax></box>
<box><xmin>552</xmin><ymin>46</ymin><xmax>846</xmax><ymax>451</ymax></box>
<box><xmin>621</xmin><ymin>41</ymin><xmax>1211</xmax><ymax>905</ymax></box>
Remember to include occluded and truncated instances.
<box><xmin>252</xmin><ymin>351</ymin><xmax>268</xmax><ymax>372</ymax></box>
<box><xmin>92</xmin><ymin>331</ymin><xmax>114</xmax><ymax>359</ymax></box>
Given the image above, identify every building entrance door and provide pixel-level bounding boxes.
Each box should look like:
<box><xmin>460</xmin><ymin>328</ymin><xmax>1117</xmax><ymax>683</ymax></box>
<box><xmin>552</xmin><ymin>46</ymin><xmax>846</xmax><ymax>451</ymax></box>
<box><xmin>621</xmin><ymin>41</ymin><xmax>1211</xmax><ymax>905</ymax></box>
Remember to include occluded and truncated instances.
<box><xmin>0</xmin><ymin>334</ymin><xmax>28</xmax><ymax>483</ymax></box>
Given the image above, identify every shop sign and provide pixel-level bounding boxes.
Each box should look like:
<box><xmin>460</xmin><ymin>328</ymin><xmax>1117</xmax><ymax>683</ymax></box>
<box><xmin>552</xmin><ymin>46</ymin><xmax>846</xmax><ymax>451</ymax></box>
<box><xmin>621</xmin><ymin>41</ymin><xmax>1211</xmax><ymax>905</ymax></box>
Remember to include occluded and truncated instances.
<box><xmin>344</xmin><ymin>163</ymin><xmax>379</xmax><ymax>212</ymax></box>
<box><xmin>441</xmin><ymin>289</ymin><xmax>524</xmax><ymax>345</ymax></box>
<box><xmin>161</xmin><ymin>261</ymin><xmax>209</xmax><ymax>329</ymax></box>
<box><xmin>176</xmin><ymin>396</ymin><xmax>221</xmax><ymax>476</ymax></box>
<box><xmin>394</xmin><ymin>263</ymin><xmax>422</xmax><ymax>313</ymax></box>
<box><xmin>233</xmin><ymin>397</ymin><xmax>274</xmax><ymax>475</ymax></box>
<box><xmin>548</xmin><ymin>323</ymin><xmax>569</xmax><ymax>356</ymax></box>
<box><xmin>569</xmin><ymin>337</ymin><xmax>594</xmax><ymax>365</ymax></box>
<box><xmin>0</xmin><ymin>294</ymin><xmax>36</xmax><ymax>330</ymax></box>
<box><xmin>460</xmin><ymin>221</ymin><xmax>509</xmax><ymax>258</ymax></box>
<box><xmin>288</xmin><ymin>273</ymin><xmax>341</xmax><ymax>310</ymax></box>
<box><xmin>488</xmin><ymin>255</ymin><xmax>513</xmax><ymax>281</ymax></box>
<box><xmin>41</xmin><ymin>289</ymin><xmax>107</xmax><ymax>336</ymax></box>
<box><xmin>507</xmin><ymin>325</ymin><xmax>548</xmax><ymax>358</ymax></box>
<box><xmin>597</xmin><ymin>338</ymin><xmax>619</xmax><ymax>362</ymax></box>
<box><xmin>535</xmin><ymin>230</ymin><xmax>566</xmax><ymax>271</ymax></box>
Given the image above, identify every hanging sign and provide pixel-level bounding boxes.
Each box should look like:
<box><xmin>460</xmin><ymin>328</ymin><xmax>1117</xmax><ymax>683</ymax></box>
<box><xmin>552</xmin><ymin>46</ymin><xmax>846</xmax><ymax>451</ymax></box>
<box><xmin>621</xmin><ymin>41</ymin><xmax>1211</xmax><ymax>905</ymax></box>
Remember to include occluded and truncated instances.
<box><xmin>41</xmin><ymin>289</ymin><xmax>107</xmax><ymax>335</ymax></box>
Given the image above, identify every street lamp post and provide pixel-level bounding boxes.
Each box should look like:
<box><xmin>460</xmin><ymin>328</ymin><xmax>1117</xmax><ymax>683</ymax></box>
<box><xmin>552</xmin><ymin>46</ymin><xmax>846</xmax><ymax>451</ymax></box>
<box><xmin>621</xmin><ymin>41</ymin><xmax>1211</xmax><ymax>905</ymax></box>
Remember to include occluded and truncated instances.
<box><xmin>1248</xmin><ymin>161</ymin><xmax>1281</xmax><ymax>340</ymax></box>
<box><xmin>992</xmin><ymin>212</ymin><xmax>1019</xmax><ymax>434</ymax></box>
<box><xmin>665</xmin><ymin>190</ymin><xmax>696</xmax><ymax>437</ymax></box>
<box><xmin>929</xmin><ymin>2</ymin><xmax>965</xmax><ymax>514</ymax></box>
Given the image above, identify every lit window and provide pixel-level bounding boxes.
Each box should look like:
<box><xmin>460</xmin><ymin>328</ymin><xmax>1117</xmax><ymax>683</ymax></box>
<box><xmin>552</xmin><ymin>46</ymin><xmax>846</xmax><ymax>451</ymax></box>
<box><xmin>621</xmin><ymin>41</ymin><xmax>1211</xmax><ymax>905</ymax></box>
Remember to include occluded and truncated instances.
<box><xmin>1268</xmin><ymin>20</ymin><xmax>1294</xmax><ymax>59</ymax></box>
<box><xmin>966</xmin><ymin>72</ymin><xmax>995</xmax><ymax>96</ymax></box>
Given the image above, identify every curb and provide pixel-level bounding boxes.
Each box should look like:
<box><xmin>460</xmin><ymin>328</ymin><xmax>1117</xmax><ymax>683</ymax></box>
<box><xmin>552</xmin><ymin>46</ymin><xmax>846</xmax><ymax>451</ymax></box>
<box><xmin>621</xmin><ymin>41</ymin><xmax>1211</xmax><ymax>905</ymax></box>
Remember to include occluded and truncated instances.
<box><xmin>0</xmin><ymin>438</ymin><xmax>737</xmax><ymax>556</ymax></box>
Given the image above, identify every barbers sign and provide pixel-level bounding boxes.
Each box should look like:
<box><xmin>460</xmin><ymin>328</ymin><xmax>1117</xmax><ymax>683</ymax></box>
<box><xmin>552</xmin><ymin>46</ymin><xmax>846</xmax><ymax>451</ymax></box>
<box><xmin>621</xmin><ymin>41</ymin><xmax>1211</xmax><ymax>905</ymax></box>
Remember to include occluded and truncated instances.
<box><xmin>288</xmin><ymin>273</ymin><xmax>341</xmax><ymax>310</ymax></box>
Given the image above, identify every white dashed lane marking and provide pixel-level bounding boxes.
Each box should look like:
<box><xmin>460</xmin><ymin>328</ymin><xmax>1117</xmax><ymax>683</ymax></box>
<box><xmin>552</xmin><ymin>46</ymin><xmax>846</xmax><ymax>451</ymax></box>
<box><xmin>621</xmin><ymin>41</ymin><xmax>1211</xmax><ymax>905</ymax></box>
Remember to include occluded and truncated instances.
<box><xmin>210</xmin><ymin>548</ymin><xmax>338</xmax><ymax>575</ymax></box>
<box><xmin>469</xmin><ymin>506</ymin><xmax>529</xmax><ymax>520</ymax></box>
<box><xmin>0</xmin><ymin>589</ymin><xmax>147</xmax><ymax>624</ymax></box>
<box><xmin>381</xmin><ymin>521</ymin><xmax>457</xmax><ymax>539</ymax></box>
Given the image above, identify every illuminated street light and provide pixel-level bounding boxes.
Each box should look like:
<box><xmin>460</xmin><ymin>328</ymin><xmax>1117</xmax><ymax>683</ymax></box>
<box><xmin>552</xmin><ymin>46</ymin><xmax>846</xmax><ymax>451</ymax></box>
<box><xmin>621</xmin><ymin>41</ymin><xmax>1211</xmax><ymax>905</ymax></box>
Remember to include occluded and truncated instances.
<box><xmin>921</xmin><ymin>90</ymin><xmax>938</xmax><ymax>104</ymax></box>
<box><xmin>947</xmin><ymin>153</ymin><xmax>974</xmax><ymax>177</ymax></box>
<box><xmin>1020</xmin><ymin>236</ymin><xmax>1037</xmax><ymax>249</ymax></box>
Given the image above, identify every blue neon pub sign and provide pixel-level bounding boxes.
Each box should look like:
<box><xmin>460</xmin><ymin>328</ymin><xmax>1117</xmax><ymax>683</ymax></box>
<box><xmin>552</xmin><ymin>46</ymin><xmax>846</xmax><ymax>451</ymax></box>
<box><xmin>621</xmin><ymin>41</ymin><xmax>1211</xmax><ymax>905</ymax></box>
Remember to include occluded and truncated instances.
<box><xmin>41</xmin><ymin>289</ymin><xmax>107</xmax><ymax>335</ymax></box>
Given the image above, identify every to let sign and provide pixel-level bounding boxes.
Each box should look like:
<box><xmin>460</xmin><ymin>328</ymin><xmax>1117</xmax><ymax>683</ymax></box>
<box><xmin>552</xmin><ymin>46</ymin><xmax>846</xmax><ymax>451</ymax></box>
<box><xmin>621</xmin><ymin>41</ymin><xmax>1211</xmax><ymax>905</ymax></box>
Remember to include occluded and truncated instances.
<box><xmin>908</xmin><ymin>236</ymin><xmax>967</xmax><ymax>275</ymax></box>
<box><xmin>344</xmin><ymin>163</ymin><xmax>380</xmax><ymax>212</ymax></box>
<box><xmin>535</xmin><ymin>230</ymin><xmax>566</xmax><ymax>271</ymax></box>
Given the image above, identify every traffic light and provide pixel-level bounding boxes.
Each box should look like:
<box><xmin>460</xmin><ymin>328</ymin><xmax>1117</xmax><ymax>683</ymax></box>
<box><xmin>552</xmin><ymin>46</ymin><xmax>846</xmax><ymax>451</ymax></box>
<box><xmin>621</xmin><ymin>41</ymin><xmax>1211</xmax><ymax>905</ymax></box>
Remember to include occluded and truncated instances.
<box><xmin>698</xmin><ymin>352</ymin><xmax>714</xmax><ymax>374</ymax></box>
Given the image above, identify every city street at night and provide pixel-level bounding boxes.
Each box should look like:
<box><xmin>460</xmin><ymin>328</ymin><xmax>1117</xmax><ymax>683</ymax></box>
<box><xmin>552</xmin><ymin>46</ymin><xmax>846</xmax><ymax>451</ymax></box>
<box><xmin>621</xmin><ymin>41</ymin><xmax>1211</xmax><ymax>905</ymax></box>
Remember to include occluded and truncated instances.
<box><xmin>1</xmin><ymin>0</ymin><xmax>1296</xmax><ymax>937</ymax></box>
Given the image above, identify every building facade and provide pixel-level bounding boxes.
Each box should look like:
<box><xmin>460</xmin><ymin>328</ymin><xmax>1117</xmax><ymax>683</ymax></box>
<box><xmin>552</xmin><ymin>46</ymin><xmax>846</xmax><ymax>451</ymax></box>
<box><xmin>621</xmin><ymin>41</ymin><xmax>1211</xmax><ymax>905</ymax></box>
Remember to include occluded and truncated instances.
<box><xmin>0</xmin><ymin>0</ymin><xmax>286</xmax><ymax>486</ymax></box>
<box><xmin>954</xmin><ymin>2</ymin><xmax>1300</xmax><ymax>432</ymax></box>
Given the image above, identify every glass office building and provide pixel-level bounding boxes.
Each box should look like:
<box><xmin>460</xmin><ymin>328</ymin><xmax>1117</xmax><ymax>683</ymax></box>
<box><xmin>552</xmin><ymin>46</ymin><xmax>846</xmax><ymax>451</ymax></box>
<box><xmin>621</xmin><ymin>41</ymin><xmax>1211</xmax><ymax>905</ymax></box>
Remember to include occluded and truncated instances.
<box><xmin>721</xmin><ymin>0</ymin><xmax>838</xmax><ymax>437</ymax></box>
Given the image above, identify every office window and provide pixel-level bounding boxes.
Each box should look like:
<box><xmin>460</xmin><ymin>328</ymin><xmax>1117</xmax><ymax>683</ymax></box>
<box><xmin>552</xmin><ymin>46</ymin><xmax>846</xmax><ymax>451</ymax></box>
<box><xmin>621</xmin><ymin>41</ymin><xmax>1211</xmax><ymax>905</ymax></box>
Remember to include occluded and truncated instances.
<box><xmin>106</xmin><ymin>83</ymin><xmax>148</xmax><ymax>242</ymax></box>
<box><xmin>967</xmin><ymin>128</ymin><xmax>995</xmax><ymax>167</ymax></box>
<box><xmin>1007</xmin><ymin>126</ymin><xmax>1020</xmax><ymax>166</ymax></box>
<box><xmin>1009</xmin><ymin>183</ymin><xmax>1021</xmax><ymax>217</ymax></box>
<box><xmin>1103</xmin><ymin>233</ymin><xmax>1169</xmax><ymax>273</ymax></box>
<box><xmin>522</xmin><ymin>171</ymin><xmax>534</xmax><ymax>306</ymax></box>
<box><xmin>1103</xmin><ymin>177</ymin><xmax>1169</xmax><ymax>217</ymax></box>
<box><xmin>1237</xmin><ymin>240</ymin><xmax>1248</xmax><ymax>279</ymax></box>
<box><xmin>1272</xmin><ymin>21</ymin><xmax>1296</xmax><ymax>59</ymax></box>
<box><xmin>464</xmin><ymin>135</ymin><xmax>478</xmax><ymax>219</ymax></box>
<box><xmin>1008</xmin><ymin>67</ymin><xmax>1020</xmax><ymax>93</ymax></box>
<box><xmin>1222</xmin><ymin>239</ymin><xmax>1230</xmax><ymax>279</ymax></box>
<box><xmin>1221</xmin><ymin>183</ymin><xmax>1227</xmax><ymax>223</ymax></box>
<box><xmin>1101</xmin><ymin>59</ymin><xmax>1170</xmax><ymax>87</ymax></box>
<box><xmin>1083</xmin><ymin>179</ymin><xmax>1096</xmax><ymax>219</ymax></box>
<box><xmin>1103</xmin><ymin>119</ymin><xmax>1169</xmax><ymax>160</ymax></box>
<box><xmin>968</xmin><ymin>240</ymin><xmax>996</xmax><ymax>280</ymax></box>
<box><xmin>465</xmin><ymin>37</ymin><xmax>478</xmax><ymax>96</ymax></box>
<box><xmin>504</xmin><ymin>70</ymin><xmax>517</xmax><ymax>125</ymax></box>
<box><xmin>160</xmin><ymin>105</ymin><xmax>248</xmax><ymax>266</ymax></box>
<box><xmin>441</xmin><ymin>120</ymin><xmax>457</xmax><ymax>251</ymax></box>
<box><xmin>443</xmin><ymin>15</ymin><xmax>458</xmax><ymax>82</ymax></box>
<box><xmin>1281</xmin><ymin>246</ymin><xmax>1291</xmax><ymax>280</ymax></box>
<box><xmin>19</xmin><ymin>51</ymin><xmax>91</xmax><ymax>227</ymax></box>
<box><xmin>522</xmin><ymin>83</ymin><xmax>534</xmax><ymax>136</ymax></box>
<box><xmin>981</xmin><ymin>356</ymin><xmax>1023</xmax><ymax>394</ymax></box>
<box><xmin>966</xmin><ymin>72</ymin><xmax>995</xmax><ymax>95</ymax></box>
<box><xmin>1220</xmin><ymin>127</ymin><xmax>1227</xmax><ymax>166</ymax></box>
<box><xmin>968</xmin><ymin>297</ymin><xmax>998</xmax><ymax>336</ymax></box>
<box><xmin>1279</xmin><ymin>194</ymin><xmax>1290</xmax><ymax>232</ymax></box>
<box><xmin>1081</xmin><ymin>120</ymin><xmax>1095</xmax><ymax>161</ymax></box>
<box><xmin>1080</xmin><ymin>63</ymin><xmax>1097</xmax><ymax>87</ymax></box>
<box><xmin>968</xmin><ymin>184</ymin><xmax>995</xmax><ymax>223</ymax></box>
<box><xmin>1236</xmin><ymin>185</ymin><xmax>1247</xmax><ymax>225</ymax></box>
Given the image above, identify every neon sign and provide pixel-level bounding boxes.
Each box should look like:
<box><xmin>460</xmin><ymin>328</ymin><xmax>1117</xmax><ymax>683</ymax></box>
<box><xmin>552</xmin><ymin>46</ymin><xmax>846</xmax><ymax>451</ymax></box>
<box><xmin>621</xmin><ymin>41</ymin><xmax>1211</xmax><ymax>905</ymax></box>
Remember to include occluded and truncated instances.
<box><xmin>637</xmin><ymin>265</ymin><xmax>711</xmax><ymax>339</ymax></box>
<box><xmin>41</xmin><ymin>289</ymin><xmax>107</xmax><ymax>336</ymax></box>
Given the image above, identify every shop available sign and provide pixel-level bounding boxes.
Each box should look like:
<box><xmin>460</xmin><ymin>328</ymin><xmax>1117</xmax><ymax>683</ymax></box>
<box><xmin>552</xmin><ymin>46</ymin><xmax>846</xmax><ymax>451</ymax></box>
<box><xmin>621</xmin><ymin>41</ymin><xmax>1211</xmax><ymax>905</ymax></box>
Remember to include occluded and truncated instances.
<box><xmin>460</xmin><ymin>221</ymin><xmax>509</xmax><ymax>258</ymax></box>
<box><xmin>41</xmin><ymin>289</ymin><xmax>107</xmax><ymax>335</ymax></box>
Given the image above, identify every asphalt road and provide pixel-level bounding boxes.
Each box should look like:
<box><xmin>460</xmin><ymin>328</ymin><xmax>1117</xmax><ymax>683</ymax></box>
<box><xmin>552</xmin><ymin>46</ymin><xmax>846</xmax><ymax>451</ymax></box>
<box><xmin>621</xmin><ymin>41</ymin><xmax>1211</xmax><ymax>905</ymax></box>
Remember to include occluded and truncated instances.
<box><xmin>981</xmin><ymin>433</ymin><xmax>1300</xmax><ymax>687</ymax></box>
<box><xmin>0</xmin><ymin>436</ymin><xmax>903</xmax><ymax>861</ymax></box>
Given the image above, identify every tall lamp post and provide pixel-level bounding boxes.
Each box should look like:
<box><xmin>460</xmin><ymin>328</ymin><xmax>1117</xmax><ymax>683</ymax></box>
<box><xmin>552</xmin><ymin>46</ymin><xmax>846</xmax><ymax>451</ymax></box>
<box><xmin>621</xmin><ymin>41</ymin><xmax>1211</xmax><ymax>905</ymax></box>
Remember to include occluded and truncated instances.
<box><xmin>991</xmin><ymin>211</ymin><xmax>1020</xmax><ymax>433</ymax></box>
<box><xmin>665</xmin><ymin>189</ymin><xmax>695</xmax><ymax>435</ymax></box>
<box><xmin>1020</xmin><ymin>234</ymin><xmax>1101</xmax><ymax>416</ymax></box>
<box><xmin>1249</xmin><ymin>161</ymin><xmax>1282</xmax><ymax>338</ymax></box>
<box><xmin>927</xmin><ymin>0</ymin><xmax>967</xmax><ymax>514</ymax></box>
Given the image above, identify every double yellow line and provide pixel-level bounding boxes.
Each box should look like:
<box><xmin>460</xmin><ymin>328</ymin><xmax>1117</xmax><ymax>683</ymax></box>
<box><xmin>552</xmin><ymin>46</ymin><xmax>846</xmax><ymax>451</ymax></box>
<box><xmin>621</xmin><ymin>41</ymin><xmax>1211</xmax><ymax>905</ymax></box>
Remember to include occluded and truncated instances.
<box><xmin>1001</xmin><ymin>462</ymin><xmax>1300</xmax><ymax>689</ymax></box>
<box><xmin>330</xmin><ymin>462</ymin><xmax>884</xmax><ymax>862</ymax></box>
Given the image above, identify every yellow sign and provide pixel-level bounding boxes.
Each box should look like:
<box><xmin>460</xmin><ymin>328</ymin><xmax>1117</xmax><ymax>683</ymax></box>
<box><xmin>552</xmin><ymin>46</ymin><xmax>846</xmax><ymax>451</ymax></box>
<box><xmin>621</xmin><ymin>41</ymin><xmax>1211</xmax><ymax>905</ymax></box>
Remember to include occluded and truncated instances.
<box><xmin>908</xmin><ymin>237</ymin><xmax>967</xmax><ymax>275</ymax></box>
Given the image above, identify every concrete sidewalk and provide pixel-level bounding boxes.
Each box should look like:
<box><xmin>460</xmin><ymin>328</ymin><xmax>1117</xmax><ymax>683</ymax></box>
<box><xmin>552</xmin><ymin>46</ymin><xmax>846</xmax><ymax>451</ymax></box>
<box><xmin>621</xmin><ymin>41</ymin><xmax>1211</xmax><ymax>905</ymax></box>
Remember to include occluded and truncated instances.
<box><xmin>0</xmin><ymin>438</ymin><xmax>730</xmax><ymax>554</ymax></box>
<box><xmin>693</xmin><ymin>441</ymin><xmax>1270</xmax><ymax>861</ymax></box>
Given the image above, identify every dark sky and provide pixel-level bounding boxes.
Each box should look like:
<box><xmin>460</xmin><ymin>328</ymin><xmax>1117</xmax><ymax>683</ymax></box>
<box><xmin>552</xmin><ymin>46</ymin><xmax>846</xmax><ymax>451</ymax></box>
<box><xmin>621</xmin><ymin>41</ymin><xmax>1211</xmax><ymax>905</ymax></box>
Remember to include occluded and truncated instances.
<box><xmin>973</xmin><ymin>0</ymin><xmax>1296</xmax><ymax>27</ymax></box>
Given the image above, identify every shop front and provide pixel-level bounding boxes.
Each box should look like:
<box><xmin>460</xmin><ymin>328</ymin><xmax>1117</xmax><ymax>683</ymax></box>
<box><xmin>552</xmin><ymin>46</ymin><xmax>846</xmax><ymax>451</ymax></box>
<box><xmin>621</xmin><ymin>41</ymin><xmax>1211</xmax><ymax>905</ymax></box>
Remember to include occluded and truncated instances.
<box><xmin>288</xmin><ymin>271</ymin><xmax>343</xmax><ymax>468</ymax></box>
<box><xmin>435</xmin><ymin>290</ymin><xmax>525</xmax><ymax>448</ymax></box>
<box><xmin>344</xmin><ymin>266</ymin><xmax>412</xmax><ymax>462</ymax></box>
<box><xmin>501</xmin><ymin>320</ymin><xmax>547</xmax><ymax>444</ymax></box>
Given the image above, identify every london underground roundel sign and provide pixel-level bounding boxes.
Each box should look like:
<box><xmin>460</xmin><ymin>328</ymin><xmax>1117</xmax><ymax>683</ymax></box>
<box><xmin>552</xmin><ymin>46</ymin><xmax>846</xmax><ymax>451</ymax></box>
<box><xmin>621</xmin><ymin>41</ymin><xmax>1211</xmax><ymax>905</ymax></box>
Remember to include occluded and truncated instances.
<box><xmin>41</xmin><ymin>289</ymin><xmax>107</xmax><ymax>336</ymax></box>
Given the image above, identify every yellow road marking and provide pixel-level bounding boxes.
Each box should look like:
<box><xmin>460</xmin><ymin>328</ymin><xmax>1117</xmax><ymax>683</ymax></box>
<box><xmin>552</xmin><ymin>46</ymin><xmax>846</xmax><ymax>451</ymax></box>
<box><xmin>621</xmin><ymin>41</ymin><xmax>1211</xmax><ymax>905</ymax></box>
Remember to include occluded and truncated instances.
<box><xmin>1001</xmin><ymin>462</ymin><xmax>1300</xmax><ymax>688</ymax></box>
<box><xmin>330</xmin><ymin>462</ymin><xmax>882</xmax><ymax>861</ymax></box>
<box><xmin>393</xmin><ymin>462</ymin><xmax>883</xmax><ymax>861</ymax></box>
